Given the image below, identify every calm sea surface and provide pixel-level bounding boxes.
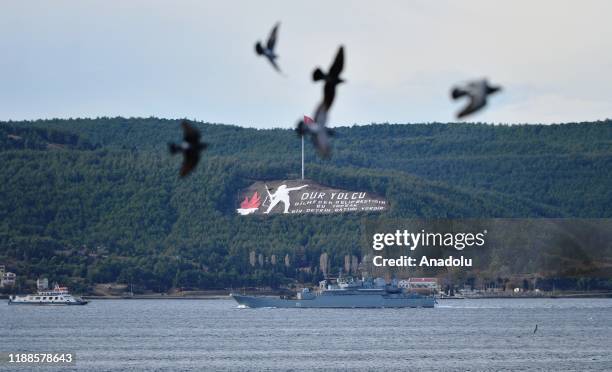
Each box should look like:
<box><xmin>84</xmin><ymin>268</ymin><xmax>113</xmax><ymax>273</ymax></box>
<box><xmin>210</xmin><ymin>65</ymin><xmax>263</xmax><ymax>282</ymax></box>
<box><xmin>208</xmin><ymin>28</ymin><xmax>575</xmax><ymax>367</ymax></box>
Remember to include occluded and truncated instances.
<box><xmin>1</xmin><ymin>298</ymin><xmax>611</xmax><ymax>371</ymax></box>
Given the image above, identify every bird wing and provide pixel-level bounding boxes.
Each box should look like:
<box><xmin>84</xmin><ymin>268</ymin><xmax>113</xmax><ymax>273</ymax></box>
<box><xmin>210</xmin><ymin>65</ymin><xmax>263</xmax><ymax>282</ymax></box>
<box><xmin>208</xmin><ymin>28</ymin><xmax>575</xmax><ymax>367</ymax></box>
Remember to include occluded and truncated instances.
<box><xmin>457</xmin><ymin>96</ymin><xmax>486</xmax><ymax>119</ymax></box>
<box><xmin>180</xmin><ymin>149</ymin><xmax>200</xmax><ymax>177</ymax></box>
<box><xmin>323</xmin><ymin>83</ymin><xmax>336</xmax><ymax>109</ymax></box>
<box><xmin>311</xmin><ymin>102</ymin><xmax>332</xmax><ymax>158</ymax></box>
<box><xmin>181</xmin><ymin>121</ymin><xmax>201</xmax><ymax>144</ymax></box>
<box><xmin>267</xmin><ymin>56</ymin><xmax>282</xmax><ymax>73</ymax></box>
<box><xmin>313</xmin><ymin>130</ymin><xmax>331</xmax><ymax>159</ymax></box>
<box><xmin>328</xmin><ymin>46</ymin><xmax>344</xmax><ymax>78</ymax></box>
<box><xmin>267</xmin><ymin>23</ymin><xmax>279</xmax><ymax>50</ymax></box>
<box><xmin>313</xmin><ymin>102</ymin><xmax>329</xmax><ymax>127</ymax></box>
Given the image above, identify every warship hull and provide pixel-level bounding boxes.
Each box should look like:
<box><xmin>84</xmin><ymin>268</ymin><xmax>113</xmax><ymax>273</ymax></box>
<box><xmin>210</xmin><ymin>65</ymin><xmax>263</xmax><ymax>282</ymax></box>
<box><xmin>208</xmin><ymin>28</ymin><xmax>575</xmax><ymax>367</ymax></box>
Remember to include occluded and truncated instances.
<box><xmin>231</xmin><ymin>293</ymin><xmax>435</xmax><ymax>308</ymax></box>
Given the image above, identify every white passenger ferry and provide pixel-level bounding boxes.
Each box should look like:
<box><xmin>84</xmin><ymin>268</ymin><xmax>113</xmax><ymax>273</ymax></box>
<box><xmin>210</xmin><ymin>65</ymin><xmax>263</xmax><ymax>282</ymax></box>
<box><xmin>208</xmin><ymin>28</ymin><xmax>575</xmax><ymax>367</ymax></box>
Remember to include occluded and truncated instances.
<box><xmin>8</xmin><ymin>285</ymin><xmax>88</xmax><ymax>305</ymax></box>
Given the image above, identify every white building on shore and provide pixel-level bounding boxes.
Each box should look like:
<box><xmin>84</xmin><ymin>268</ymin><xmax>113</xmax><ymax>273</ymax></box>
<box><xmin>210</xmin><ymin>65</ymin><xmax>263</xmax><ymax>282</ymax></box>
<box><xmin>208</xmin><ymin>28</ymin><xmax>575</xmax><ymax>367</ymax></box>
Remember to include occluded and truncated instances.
<box><xmin>37</xmin><ymin>277</ymin><xmax>49</xmax><ymax>290</ymax></box>
<box><xmin>1</xmin><ymin>268</ymin><xmax>17</xmax><ymax>288</ymax></box>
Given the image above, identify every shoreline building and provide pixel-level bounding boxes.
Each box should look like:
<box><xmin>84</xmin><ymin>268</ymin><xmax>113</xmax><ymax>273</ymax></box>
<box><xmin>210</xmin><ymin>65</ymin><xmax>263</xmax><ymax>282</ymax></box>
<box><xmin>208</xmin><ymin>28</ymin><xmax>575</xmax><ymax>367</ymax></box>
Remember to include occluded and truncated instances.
<box><xmin>37</xmin><ymin>278</ymin><xmax>49</xmax><ymax>291</ymax></box>
<box><xmin>1</xmin><ymin>266</ymin><xmax>17</xmax><ymax>288</ymax></box>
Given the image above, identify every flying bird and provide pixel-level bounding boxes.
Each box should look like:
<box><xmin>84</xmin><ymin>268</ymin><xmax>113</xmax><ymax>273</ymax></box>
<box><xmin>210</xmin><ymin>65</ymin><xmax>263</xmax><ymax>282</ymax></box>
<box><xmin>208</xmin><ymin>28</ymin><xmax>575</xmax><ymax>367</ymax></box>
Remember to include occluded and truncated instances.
<box><xmin>451</xmin><ymin>79</ymin><xmax>502</xmax><ymax>119</ymax></box>
<box><xmin>255</xmin><ymin>22</ymin><xmax>282</xmax><ymax>73</ymax></box>
<box><xmin>168</xmin><ymin>120</ymin><xmax>207</xmax><ymax>178</ymax></box>
<box><xmin>533</xmin><ymin>324</ymin><xmax>538</xmax><ymax>334</ymax></box>
<box><xmin>312</xmin><ymin>46</ymin><xmax>345</xmax><ymax>109</ymax></box>
<box><xmin>297</xmin><ymin>47</ymin><xmax>345</xmax><ymax>159</ymax></box>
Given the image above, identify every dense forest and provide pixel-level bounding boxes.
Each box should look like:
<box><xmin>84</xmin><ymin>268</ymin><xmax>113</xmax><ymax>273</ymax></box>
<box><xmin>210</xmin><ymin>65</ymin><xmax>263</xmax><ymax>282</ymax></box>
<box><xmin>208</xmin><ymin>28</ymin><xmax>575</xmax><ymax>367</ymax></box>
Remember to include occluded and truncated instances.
<box><xmin>1</xmin><ymin>118</ymin><xmax>611</xmax><ymax>293</ymax></box>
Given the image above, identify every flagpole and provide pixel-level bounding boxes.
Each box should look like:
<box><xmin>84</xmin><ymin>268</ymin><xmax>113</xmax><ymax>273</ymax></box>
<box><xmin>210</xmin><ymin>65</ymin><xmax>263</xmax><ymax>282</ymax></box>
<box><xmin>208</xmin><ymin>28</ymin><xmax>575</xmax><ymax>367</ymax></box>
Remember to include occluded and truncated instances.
<box><xmin>301</xmin><ymin>135</ymin><xmax>305</xmax><ymax>180</ymax></box>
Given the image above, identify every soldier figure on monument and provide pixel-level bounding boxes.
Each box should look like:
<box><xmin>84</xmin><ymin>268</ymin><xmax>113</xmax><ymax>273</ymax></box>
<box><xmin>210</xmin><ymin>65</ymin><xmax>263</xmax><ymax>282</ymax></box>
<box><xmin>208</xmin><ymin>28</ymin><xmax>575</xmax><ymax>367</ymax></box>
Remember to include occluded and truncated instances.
<box><xmin>264</xmin><ymin>184</ymin><xmax>309</xmax><ymax>214</ymax></box>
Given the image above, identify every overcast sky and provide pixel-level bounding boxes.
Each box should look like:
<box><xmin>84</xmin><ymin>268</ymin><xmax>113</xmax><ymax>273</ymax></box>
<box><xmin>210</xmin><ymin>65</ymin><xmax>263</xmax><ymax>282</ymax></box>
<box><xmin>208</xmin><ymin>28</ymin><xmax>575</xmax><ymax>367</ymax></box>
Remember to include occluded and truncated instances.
<box><xmin>1</xmin><ymin>1</ymin><xmax>611</xmax><ymax>127</ymax></box>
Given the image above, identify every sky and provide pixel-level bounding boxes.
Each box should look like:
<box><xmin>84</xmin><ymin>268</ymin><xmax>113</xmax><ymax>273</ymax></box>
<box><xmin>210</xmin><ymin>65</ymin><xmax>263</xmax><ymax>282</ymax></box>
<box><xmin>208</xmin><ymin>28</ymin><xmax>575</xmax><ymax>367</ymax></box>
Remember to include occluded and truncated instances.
<box><xmin>1</xmin><ymin>0</ymin><xmax>611</xmax><ymax>128</ymax></box>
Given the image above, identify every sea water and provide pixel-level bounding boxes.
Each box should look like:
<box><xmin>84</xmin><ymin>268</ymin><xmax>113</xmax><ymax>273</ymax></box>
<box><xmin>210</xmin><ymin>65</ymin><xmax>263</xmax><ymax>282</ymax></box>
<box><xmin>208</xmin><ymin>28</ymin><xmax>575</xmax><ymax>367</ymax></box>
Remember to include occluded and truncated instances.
<box><xmin>1</xmin><ymin>298</ymin><xmax>611</xmax><ymax>371</ymax></box>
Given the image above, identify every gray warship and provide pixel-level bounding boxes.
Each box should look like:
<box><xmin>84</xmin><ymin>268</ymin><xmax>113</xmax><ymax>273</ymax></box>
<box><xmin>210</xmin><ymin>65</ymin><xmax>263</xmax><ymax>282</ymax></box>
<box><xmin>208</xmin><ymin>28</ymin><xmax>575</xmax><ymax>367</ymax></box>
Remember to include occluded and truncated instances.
<box><xmin>231</xmin><ymin>277</ymin><xmax>435</xmax><ymax>308</ymax></box>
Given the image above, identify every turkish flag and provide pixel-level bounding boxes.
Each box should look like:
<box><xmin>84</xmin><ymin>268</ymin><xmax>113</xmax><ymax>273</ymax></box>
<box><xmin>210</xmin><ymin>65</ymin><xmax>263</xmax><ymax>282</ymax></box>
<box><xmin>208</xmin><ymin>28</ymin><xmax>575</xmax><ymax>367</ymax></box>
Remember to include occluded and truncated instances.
<box><xmin>304</xmin><ymin>115</ymin><xmax>314</xmax><ymax>126</ymax></box>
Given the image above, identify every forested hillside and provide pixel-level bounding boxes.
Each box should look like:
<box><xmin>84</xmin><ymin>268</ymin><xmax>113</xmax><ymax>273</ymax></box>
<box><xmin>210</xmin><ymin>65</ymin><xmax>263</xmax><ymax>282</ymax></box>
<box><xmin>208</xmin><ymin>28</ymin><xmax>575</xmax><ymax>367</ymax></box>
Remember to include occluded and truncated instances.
<box><xmin>1</xmin><ymin>118</ymin><xmax>611</xmax><ymax>293</ymax></box>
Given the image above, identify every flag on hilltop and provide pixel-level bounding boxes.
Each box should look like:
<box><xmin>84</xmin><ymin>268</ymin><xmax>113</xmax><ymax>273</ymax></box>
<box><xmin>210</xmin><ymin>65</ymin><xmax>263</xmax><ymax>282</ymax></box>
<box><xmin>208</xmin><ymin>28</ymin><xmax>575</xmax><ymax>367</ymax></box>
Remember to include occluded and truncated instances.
<box><xmin>304</xmin><ymin>115</ymin><xmax>314</xmax><ymax>126</ymax></box>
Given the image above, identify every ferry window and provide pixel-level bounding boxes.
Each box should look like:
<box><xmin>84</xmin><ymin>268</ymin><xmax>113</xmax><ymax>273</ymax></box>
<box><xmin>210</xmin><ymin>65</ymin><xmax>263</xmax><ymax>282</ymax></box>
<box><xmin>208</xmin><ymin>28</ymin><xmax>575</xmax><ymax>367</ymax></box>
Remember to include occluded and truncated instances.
<box><xmin>60</xmin><ymin>297</ymin><xmax>64</xmax><ymax>300</ymax></box>
<box><xmin>43</xmin><ymin>297</ymin><xmax>47</xmax><ymax>300</ymax></box>
<box><xmin>35</xmin><ymin>297</ymin><xmax>40</xmax><ymax>300</ymax></box>
<box><xmin>55</xmin><ymin>297</ymin><xmax>58</xmax><ymax>300</ymax></box>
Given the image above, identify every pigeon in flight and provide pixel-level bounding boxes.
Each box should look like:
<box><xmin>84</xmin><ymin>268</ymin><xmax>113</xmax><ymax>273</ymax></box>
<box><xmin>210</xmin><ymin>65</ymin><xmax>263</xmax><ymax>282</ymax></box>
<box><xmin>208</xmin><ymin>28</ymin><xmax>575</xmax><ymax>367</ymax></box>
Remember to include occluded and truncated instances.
<box><xmin>297</xmin><ymin>47</ymin><xmax>345</xmax><ymax>159</ymax></box>
<box><xmin>168</xmin><ymin>120</ymin><xmax>207</xmax><ymax>178</ymax></box>
<box><xmin>255</xmin><ymin>22</ymin><xmax>282</xmax><ymax>73</ymax></box>
<box><xmin>312</xmin><ymin>46</ymin><xmax>345</xmax><ymax>109</ymax></box>
<box><xmin>451</xmin><ymin>79</ymin><xmax>501</xmax><ymax>119</ymax></box>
